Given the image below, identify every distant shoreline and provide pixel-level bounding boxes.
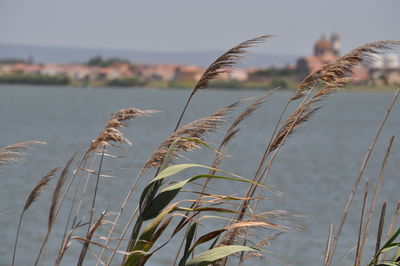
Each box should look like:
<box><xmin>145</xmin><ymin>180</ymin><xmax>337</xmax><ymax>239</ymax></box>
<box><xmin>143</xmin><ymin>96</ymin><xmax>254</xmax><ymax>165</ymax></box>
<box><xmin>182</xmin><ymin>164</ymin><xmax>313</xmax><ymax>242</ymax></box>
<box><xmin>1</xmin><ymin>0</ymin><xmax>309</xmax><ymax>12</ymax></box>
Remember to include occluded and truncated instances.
<box><xmin>0</xmin><ymin>83</ymin><xmax>397</xmax><ymax>92</ymax></box>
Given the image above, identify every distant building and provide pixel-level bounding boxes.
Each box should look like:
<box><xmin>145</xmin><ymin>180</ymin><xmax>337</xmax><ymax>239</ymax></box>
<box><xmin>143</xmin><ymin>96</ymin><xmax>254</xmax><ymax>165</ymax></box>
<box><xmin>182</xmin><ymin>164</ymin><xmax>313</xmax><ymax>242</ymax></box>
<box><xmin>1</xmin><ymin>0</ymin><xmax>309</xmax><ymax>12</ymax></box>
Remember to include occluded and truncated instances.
<box><xmin>133</xmin><ymin>64</ymin><xmax>179</xmax><ymax>81</ymax></box>
<box><xmin>228</xmin><ymin>68</ymin><xmax>248</xmax><ymax>81</ymax></box>
<box><xmin>296</xmin><ymin>33</ymin><xmax>341</xmax><ymax>79</ymax></box>
<box><xmin>369</xmin><ymin>53</ymin><xmax>400</xmax><ymax>85</ymax></box>
<box><xmin>296</xmin><ymin>34</ymin><xmax>400</xmax><ymax>85</ymax></box>
<box><xmin>174</xmin><ymin>65</ymin><xmax>204</xmax><ymax>82</ymax></box>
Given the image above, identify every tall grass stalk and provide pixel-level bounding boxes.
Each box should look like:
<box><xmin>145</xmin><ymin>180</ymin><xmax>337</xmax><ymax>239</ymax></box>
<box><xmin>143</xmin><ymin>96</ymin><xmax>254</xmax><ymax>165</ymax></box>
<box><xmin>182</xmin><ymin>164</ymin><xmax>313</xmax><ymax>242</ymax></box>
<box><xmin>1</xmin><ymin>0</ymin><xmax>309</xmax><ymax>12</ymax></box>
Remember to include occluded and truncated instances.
<box><xmin>77</xmin><ymin>148</ymin><xmax>106</xmax><ymax>265</ymax></box>
<box><xmin>326</xmin><ymin>89</ymin><xmax>400</xmax><ymax>265</ymax></box>
<box><xmin>357</xmin><ymin>136</ymin><xmax>395</xmax><ymax>263</ymax></box>
<box><xmin>11</xmin><ymin>167</ymin><xmax>57</xmax><ymax>266</ymax></box>
<box><xmin>355</xmin><ymin>180</ymin><xmax>369</xmax><ymax>266</ymax></box>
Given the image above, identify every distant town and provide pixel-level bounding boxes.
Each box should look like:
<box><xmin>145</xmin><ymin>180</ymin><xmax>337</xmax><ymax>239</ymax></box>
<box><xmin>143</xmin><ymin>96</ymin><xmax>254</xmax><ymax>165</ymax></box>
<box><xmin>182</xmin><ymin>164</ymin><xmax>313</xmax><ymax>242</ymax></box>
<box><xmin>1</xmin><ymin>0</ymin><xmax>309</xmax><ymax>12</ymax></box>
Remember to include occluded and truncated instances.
<box><xmin>1</xmin><ymin>34</ymin><xmax>399</xmax><ymax>89</ymax></box>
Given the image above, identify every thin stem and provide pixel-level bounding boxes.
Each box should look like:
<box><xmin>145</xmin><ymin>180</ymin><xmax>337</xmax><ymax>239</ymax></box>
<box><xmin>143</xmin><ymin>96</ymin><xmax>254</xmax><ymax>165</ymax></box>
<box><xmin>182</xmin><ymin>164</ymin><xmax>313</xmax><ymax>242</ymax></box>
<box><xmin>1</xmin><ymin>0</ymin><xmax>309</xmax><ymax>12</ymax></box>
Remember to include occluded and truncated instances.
<box><xmin>56</xmin><ymin>154</ymin><xmax>90</xmax><ymax>265</ymax></box>
<box><xmin>324</xmin><ymin>224</ymin><xmax>334</xmax><ymax>265</ymax></box>
<box><xmin>382</xmin><ymin>202</ymin><xmax>400</xmax><ymax>261</ymax></box>
<box><xmin>222</xmin><ymin>88</ymin><xmax>315</xmax><ymax>266</ymax></box>
<box><xmin>326</xmin><ymin>89</ymin><xmax>400</xmax><ymax>265</ymax></box>
<box><xmin>374</xmin><ymin>202</ymin><xmax>387</xmax><ymax>265</ymax></box>
<box><xmin>358</xmin><ymin>136</ymin><xmax>395</xmax><ymax>261</ymax></box>
<box><xmin>77</xmin><ymin>148</ymin><xmax>105</xmax><ymax>266</ymax></box>
<box><xmin>34</xmin><ymin>233</ymin><xmax>50</xmax><ymax>266</ymax></box>
<box><xmin>253</xmin><ymin>97</ymin><xmax>291</xmax><ymax>180</ymax></box>
<box><xmin>174</xmin><ymin>91</ymin><xmax>195</xmax><ymax>132</ymax></box>
<box><xmin>355</xmin><ymin>180</ymin><xmax>368</xmax><ymax>266</ymax></box>
<box><xmin>11</xmin><ymin>212</ymin><xmax>24</xmax><ymax>266</ymax></box>
<box><xmin>96</xmin><ymin>171</ymin><xmax>144</xmax><ymax>265</ymax></box>
<box><xmin>105</xmin><ymin>206</ymin><xmax>139</xmax><ymax>266</ymax></box>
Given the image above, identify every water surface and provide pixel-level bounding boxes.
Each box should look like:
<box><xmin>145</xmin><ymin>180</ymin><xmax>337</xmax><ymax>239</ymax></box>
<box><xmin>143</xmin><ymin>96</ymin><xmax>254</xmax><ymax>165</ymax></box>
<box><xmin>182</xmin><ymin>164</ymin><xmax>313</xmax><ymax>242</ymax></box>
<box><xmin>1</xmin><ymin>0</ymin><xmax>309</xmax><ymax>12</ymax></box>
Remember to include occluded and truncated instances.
<box><xmin>0</xmin><ymin>85</ymin><xmax>399</xmax><ymax>266</ymax></box>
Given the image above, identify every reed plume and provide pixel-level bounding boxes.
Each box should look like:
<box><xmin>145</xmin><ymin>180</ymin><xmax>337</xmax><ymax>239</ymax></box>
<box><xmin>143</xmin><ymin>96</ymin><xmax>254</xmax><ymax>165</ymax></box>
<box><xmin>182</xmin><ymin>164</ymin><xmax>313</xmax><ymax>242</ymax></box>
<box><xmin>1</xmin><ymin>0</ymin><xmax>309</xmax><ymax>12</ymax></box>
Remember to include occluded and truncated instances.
<box><xmin>174</xmin><ymin>35</ymin><xmax>273</xmax><ymax>131</ymax></box>
<box><xmin>221</xmin><ymin>42</ymin><xmax>400</xmax><ymax>265</ymax></box>
<box><xmin>12</xmin><ymin>167</ymin><xmax>59</xmax><ymax>266</ymax></box>
<box><xmin>89</xmin><ymin>108</ymin><xmax>158</xmax><ymax>151</ymax></box>
<box><xmin>34</xmin><ymin>154</ymin><xmax>75</xmax><ymax>266</ymax></box>
<box><xmin>193</xmin><ymin>35</ymin><xmax>273</xmax><ymax>94</ymax></box>
<box><xmin>293</xmin><ymin>40</ymin><xmax>400</xmax><ymax>100</ymax></box>
<box><xmin>211</xmin><ymin>92</ymin><xmax>273</xmax><ymax>170</ymax></box>
<box><xmin>24</xmin><ymin>168</ymin><xmax>59</xmax><ymax>211</ymax></box>
<box><xmin>0</xmin><ymin>141</ymin><xmax>45</xmax><ymax>166</ymax></box>
<box><xmin>144</xmin><ymin>101</ymin><xmax>242</xmax><ymax>171</ymax></box>
<box><xmin>272</xmin><ymin>40</ymin><xmax>400</xmax><ymax>154</ymax></box>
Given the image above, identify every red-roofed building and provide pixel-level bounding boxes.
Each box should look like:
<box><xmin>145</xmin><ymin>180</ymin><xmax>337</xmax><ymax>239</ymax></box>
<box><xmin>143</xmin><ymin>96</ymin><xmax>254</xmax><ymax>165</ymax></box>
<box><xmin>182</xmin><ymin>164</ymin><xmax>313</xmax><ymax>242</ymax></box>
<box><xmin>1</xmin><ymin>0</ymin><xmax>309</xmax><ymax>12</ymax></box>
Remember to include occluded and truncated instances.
<box><xmin>133</xmin><ymin>64</ymin><xmax>180</xmax><ymax>81</ymax></box>
<box><xmin>174</xmin><ymin>65</ymin><xmax>205</xmax><ymax>82</ymax></box>
<box><xmin>296</xmin><ymin>33</ymin><xmax>341</xmax><ymax>79</ymax></box>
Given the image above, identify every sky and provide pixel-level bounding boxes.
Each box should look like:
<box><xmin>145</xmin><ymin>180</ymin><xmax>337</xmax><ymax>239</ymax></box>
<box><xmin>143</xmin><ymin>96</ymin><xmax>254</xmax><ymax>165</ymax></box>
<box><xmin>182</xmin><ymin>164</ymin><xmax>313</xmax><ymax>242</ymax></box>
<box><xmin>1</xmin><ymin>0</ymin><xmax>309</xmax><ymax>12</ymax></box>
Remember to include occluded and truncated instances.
<box><xmin>0</xmin><ymin>0</ymin><xmax>399</xmax><ymax>56</ymax></box>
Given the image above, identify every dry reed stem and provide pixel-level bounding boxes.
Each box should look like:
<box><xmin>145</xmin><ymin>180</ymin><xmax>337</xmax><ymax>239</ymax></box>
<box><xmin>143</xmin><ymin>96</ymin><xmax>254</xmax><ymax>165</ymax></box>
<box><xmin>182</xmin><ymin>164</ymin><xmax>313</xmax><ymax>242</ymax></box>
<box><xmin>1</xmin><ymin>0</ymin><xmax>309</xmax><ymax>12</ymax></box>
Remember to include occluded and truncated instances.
<box><xmin>49</xmin><ymin>155</ymin><xmax>75</xmax><ymax>231</ymax></box>
<box><xmin>170</xmin><ymin>93</ymin><xmax>272</xmax><ymax>262</ymax></box>
<box><xmin>387</xmin><ymin>202</ymin><xmax>400</xmax><ymax>242</ymax></box>
<box><xmin>144</xmin><ymin>101</ymin><xmax>241</xmax><ymax>171</ymax></box>
<box><xmin>168</xmin><ymin>93</ymin><xmax>273</xmax><ymax>264</ymax></box>
<box><xmin>55</xmin><ymin>230</ymin><xmax>73</xmax><ymax>266</ymax></box>
<box><xmin>124</xmin><ymin>101</ymin><xmax>243</xmax><ymax>265</ymax></box>
<box><xmin>132</xmin><ymin>35</ymin><xmax>272</xmax><ymax>264</ymax></box>
<box><xmin>374</xmin><ymin>202</ymin><xmax>387</xmax><ymax>264</ymax></box>
<box><xmin>51</xmin><ymin>149</ymin><xmax>95</xmax><ymax>266</ymax></box>
<box><xmin>324</xmin><ymin>224</ymin><xmax>334</xmax><ymax>265</ymax></box>
<box><xmin>97</xmin><ymin>178</ymin><xmax>143</xmax><ymax>265</ymax></box>
<box><xmin>326</xmin><ymin>89</ymin><xmax>400</xmax><ymax>266</ymax></box>
<box><xmin>104</xmin><ymin>206</ymin><xmax>140</xmax><ymax>266</ymax></box>
<box><xmin>11</xmin><ymin>167</ymin><xmax>58</xmax><ymax>266</ymax></box>
<box><xmin>382</xmin><ymin>202</ymin><xmax>400</xmax><ymax>261</ymax></box>
<box><xmin>34</xmin><ymin>154</ymin><xmax>75</xmax><ymax>266</ymax></box>
<box><xmin>224</xmin><ymin>88</ymin><xmax>315</xmax><ymax>256</ymax></box>
<box><xmin>75</xmin><ymin>108</ymin><xmax>156</xmax><ymax>265</ymax></box>
<box><xmin>358</xmin><ymin>136</ymin><xmax>395</xmax><ymax>262</ymax></box>
<box><xmin>211</xmin><ymin>92</ymin><xmax>274</xmax><ymax>172</ymax></box>
<box><xmin>228</xmin><ymin>43</ymin><xmax>400</xmax><ymax>264</ymax></box>
<box><xmin>77</xmin><ymin>149</ymin><xmax>106</xmax><ymax>266</ymax></box>
<box><xmin>174</xmin><ymin>35</ymin><xmax>273</xmax><ymax>131</ymax></box>
<box><xmin>355</xmin><ymin>180</ymin><xmax>369</xmax><ymax>266</ymax></box>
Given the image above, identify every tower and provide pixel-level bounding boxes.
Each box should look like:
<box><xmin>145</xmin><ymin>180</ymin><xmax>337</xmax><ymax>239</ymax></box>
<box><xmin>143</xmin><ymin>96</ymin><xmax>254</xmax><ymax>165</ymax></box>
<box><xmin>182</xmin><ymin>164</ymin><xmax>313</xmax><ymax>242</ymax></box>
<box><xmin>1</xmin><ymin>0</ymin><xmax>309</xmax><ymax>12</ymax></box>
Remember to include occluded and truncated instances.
<box><xmin>330</xmin><ymin>33</ymin><xmax>341</xmax><ymax>57</ymax></box>
<box><xmin>314</xmin><ymin>34</ymin><xmax>332</xmax><ymax>57</ymax></box>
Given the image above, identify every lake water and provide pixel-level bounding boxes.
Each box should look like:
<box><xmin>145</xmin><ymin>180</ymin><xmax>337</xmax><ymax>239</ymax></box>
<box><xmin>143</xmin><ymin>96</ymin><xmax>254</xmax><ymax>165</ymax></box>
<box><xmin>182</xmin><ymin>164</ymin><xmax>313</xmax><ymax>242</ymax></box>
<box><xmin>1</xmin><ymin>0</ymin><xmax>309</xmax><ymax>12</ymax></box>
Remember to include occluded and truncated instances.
<box><xmin>0</xmin><ymin>85</ymin><xmax>399</xmax><ymax>266</ymax></box>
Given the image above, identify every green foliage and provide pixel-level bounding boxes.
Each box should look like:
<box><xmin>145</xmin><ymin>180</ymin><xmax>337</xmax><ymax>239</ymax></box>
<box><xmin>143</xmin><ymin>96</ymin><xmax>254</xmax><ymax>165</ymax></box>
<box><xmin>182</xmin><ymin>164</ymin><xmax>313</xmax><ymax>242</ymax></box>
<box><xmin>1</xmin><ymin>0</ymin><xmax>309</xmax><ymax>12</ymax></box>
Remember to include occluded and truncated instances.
<box><xmin>269</xmin><ymin>77</ymin><xmax>292</xmax><ymax>89</ymax></box>
<box><xmin>252</xmin><ymin>67</ymin><xmax>296</xmax><ymax>77</ymax></box>
<box><xmin>124</xmin><ymin>158</ymin><xmax>266</xmax><ymax>265</ymax></box>
<box><xmin>86</xmin><ymin>55</ymin><xmax>131</xmax><ymax>67</ymax></box>
<box><xmin>185</xmin><ymin>245</ymin><xmax>257</xmax><ymax>266</ymax></box>
<box><xmin>208</xmin><ymin>80</ymin><xmax>245</xmax><ymax>89</ymax></box>
<box><xmin>0</xmin><ymin>73</ymin><xmax>70</xmax><ymax>85</ymax></box>
<box><xmin>167</xmin><ymin>80</ymin><xmax>197</xmax><ymax>89</ymax></box>
<box><xmin>368</xmin><ymin>228</ymin><xmax>400</xmax><ymax>265</ymax></box>
<box><xmin>106</xmin><ymin>77</ymin><xmax>147</xmax><ymax>87</ymax></box>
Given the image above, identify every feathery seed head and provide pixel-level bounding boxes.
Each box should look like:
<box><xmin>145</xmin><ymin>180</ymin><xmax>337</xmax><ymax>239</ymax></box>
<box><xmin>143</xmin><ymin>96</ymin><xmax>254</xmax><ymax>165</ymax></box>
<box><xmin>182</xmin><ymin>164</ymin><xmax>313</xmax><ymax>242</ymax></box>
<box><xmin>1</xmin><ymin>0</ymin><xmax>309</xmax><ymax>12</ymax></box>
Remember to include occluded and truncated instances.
<box><xmin>89</xmin><ymin>108</ymin><xmax>158</xmax><ymax>151</ymax></box>
<box><xmin>294</xmin><ymin>40</ymin><xmax>400</xmax><ymax>100</ymax></box>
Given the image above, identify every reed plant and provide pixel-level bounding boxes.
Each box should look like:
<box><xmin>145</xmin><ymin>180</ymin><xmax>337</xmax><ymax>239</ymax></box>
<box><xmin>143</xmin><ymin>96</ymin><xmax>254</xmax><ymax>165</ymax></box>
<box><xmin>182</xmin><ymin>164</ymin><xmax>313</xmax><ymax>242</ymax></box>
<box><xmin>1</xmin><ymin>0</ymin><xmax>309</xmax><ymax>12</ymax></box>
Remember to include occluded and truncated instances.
<box><xmin>2</xmin><ymin>36</ymin><xmax>400</xmax><ymax>266</ymax></box>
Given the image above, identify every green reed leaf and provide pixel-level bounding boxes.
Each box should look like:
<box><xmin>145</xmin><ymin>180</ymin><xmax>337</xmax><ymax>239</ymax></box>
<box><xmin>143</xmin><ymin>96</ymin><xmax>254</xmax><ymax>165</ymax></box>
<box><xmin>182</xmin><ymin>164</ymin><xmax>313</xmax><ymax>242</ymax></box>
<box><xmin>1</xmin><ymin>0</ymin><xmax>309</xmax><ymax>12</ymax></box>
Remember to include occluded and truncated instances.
<box><xmin>185</xmin><ymin>245</ymin><xmax>256</xmax><ymax>266</ymax></box>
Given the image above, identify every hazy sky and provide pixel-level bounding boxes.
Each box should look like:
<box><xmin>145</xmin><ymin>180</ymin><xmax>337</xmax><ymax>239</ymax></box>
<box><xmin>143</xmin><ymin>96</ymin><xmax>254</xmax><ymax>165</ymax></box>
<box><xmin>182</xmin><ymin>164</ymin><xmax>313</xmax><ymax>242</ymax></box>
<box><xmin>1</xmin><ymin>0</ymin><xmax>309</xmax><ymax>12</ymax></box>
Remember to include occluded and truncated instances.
<box><xmin>1</xmin><ymin>0</ymin><xmax>399</xmax><ymax>55</ymax></box>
